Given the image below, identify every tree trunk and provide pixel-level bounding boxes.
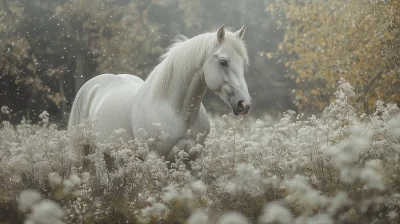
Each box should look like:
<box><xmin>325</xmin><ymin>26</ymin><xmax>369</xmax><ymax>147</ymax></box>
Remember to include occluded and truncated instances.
<box><xmin>58</xmin><ymin>73</ymin><xmax>66</xmax><ymax>123</ymax></box>
<box><xmin>74</xmin><ymin>19</ymin><xmax>85</xmax><ymax>96</ymax></box>
<box><xmin>74</xmin><ymin>48</ymin><xmax>85</xmax><ymax>96</ymax></box>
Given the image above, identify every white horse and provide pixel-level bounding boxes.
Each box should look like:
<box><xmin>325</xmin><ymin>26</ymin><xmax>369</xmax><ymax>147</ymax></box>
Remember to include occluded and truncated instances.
<box><xmin>68</xmin><ymin>25</ymin><xmax>252</xmax><ymax>168</ymax></box>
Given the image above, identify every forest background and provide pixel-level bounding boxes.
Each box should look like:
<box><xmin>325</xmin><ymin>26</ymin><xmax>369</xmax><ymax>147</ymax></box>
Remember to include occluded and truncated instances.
<box><xmin>0</xmin><ymin>0</ymin><xmax>399</xmax><ymax>125</ymax></box>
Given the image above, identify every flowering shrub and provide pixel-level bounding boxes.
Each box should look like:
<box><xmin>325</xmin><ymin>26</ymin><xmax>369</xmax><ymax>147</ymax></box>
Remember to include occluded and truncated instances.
<box><xmin>1</xmin><ymin>80</ymin><xmax>400</xmax><ymax>223</ymax></box>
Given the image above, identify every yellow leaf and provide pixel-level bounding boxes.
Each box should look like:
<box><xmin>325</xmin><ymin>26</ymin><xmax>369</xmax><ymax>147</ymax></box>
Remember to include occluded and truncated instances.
<box><xmin>311</xmin><ymin>89</ymin><xmax>320</xmax><ymax>95</ymax></box>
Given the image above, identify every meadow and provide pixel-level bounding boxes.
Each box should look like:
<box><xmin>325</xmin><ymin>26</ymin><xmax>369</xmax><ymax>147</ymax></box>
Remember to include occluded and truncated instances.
<box><xmin>1</xmin><ymin>79</ymin><xmax>400</xmax><ymax>224</ymax></box>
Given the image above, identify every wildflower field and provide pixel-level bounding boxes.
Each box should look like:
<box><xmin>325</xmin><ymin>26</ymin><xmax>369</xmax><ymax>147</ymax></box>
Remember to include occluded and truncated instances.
<box><xmin>1</xmin><ymin>80</ymin><xmax>400</xmax><ymax>224</ymax></box>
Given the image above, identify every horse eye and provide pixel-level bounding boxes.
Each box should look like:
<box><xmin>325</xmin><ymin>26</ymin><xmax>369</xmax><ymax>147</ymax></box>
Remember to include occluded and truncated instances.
<box><xmin>219</xmin><ymin>60</ymin><xmax>228</xmax><ymax>67</ymax></box>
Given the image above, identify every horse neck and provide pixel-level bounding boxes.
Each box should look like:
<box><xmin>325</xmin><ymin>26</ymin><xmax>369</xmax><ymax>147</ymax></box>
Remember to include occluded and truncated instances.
<box><xmin>177</xmin><ymin>70</ymin><xmax>207</xmax><ymax>123</ymax></box>
<box><xmin>159</xmin><ymin>68</ymin><xmax>206</xmax><ymax>124</ymax></box>
<box><xmin>146</xmin><ymin>64</ymin><xmax>207</xmax><ymax>125</ymax></box>
<box><xmin>144</xmin><ymin>35</ymin><xmax>215</xmax><ymax>123</ymax></box>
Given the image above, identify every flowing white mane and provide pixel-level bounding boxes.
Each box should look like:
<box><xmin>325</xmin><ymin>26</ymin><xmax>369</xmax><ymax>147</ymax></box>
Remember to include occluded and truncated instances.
<box><xmin>147</xmin><ymin>29</ymin><xmax>249</xmax><ymax>97</ymax></box>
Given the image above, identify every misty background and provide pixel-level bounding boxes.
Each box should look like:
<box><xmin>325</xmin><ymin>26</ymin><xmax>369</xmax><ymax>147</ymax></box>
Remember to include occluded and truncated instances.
<box><xmin>1</xmin><ymin>0</ymin><xmax>398</xmax><ymax>126</ymax></box>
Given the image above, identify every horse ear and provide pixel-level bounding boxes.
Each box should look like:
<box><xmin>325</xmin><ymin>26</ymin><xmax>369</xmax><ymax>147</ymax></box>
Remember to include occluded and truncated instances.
<box><xmin>216</xmin><ymin>25</ymin><xmax>225</xmax><ymax>43</ymax></box>
<box><xmin>235</xmin><ymin>25</ymin><xmax>246</xmax><ymax>39</ymax></box>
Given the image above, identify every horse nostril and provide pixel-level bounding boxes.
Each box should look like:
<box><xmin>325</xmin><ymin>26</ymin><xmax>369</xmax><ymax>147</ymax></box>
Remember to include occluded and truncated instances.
<box><xmin>237</xmin><ymin>100</ymin><xmax>245</xmax><ymax>111</ymax></box>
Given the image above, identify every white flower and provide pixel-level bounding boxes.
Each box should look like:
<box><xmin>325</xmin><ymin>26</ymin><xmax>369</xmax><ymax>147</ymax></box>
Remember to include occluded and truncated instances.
<box><xmin>191</xmin><ymin>180</ymin><xmax>207</xmax><ymax>195</ymax></box>
<box><xmin>221</xmin><ymin>163</ymin><xmax>263</xmax><ymax>196</ymax></box>
<box><xmin>388</xmin><ymin>114</ymin><xmax>400</xmax><ymax>137</ymax></box>
<box><xmin>360</xmin><ymin>165</ymin><xmax>385</xmax><ymax>191</ymax></box>
<box><xmin>18</xmin><ymin>190</ymin><xmax>42</xmax><ymax>213</ymax></box>
<box><xmin>284</xmin><ymin>175</ymin><xmax>329</xmax><ymax>211</ymax></box>
<box><xmin>1</xmin><ymin>105</ymin><xmax>10</xmax><ymax>114</ymax></box>
<box><xmin>152</xmin><ymin>123</ymin><xmax>161</xmax><ymax>128</ymax></box>
<box><xmin>39</xmin><ymin>111</ymin><xmax>49</xmax><ymax>124</ymax></box>
<box><xmin>48</xmin><ymin>173</ymin><xmax>62</xmax><ymax>189</ymax></box>
<box><xmin>140</xmin><ymin>202</ymin><xmax>167</xmax><ymax>218</ymax></box>
<box><xmin>63</xmin><ymin>174</ymin><xmax>81</xmax><ymax>195</ymax></box>
<box><xmin>188</xmin><ymin>209</ymin><xmax>208</xmax><ymax>224</ymax></box>
<box><xmin>138</xmin><ymin>128</ymin><xmax>148</xmax><ymax>137</ymax></box>
<box><xmin>25</xmin><ymin>200</ymin><xmax>65</xmax><ymax>224</ymax></box>
<box><xmin>162</xmin><ymin>185</ymin><xmax>181</xmax><ymax>202</ymax></box>
<box><xmin>219</xmin><ymin>212</ymin><xmax>249</xmax><ymax>224</ymax></box>
<box><xmin>305</xmin><ymin>214</ymin><xmax>333</xmax><ymax>224</ymax></box>
<box><xmin>327</xmin><ymin>192</ymin><xmax>351</xmax><ymax>215</ymax></box>
<box><xmin>259</xmin><ymin>202</ymin><xmax>293</xmax><ymax>224</ymax></box>
<box><xmin>160</xmin><ymin>130</ymin><xmax>169</xmax><ymax>140</ymax></box>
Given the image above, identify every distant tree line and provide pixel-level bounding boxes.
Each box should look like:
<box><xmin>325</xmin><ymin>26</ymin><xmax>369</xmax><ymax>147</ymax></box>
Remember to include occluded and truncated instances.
<box><xmin>0</xmin><ymin>0</ymin><xmax>292</xmax><ymax>126</ymax></box>
<box><xmin>1</xmin><ymin>0</ymin><xmax>397</xmax><ymax>125</ymax></box>
<box><xmin>0</xmin><ymin>0</ymin><xmax>164</xmax><ymax>125</ymax></box>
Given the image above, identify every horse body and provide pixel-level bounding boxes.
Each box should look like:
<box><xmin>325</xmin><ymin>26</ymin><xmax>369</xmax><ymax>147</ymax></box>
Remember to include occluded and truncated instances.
<box><xmin>68</xmin><ymin>74</ymin><xmax>142</xmax><ymax>143</ymax></box>
<box><xmin>68</xmin><ymin>25</ymin><xmax>251</xmax><ymax>167</ymax></box>
<box><xmin>69</xmin><ymin>72</ymin><xmax>210</xmax><ymax>162</ymax></box>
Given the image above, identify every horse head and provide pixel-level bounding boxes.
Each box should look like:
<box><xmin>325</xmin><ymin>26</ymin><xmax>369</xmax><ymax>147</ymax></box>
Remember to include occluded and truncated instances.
<box><xmin>203</xmin><ymin>25</ymin><xmax>252</xmax><ymax>115</ymax></box>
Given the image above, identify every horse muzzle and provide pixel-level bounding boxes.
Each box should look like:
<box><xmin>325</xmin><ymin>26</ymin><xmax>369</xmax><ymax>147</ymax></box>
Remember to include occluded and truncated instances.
<box><xmin>232</xmin><ymin>99</ymin><xmax>251</xmax><ymax>115</ymax></box>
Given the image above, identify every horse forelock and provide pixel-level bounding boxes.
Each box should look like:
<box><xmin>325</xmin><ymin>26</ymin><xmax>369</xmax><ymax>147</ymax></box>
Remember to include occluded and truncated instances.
<box><xmin>148</xmin><ymin>29</ymin><xmax>249</xmax><ymax>97</ymax></box>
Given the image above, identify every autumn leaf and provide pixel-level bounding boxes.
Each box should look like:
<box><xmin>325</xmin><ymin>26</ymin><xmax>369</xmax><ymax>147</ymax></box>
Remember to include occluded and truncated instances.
<box><xmin>272</xmin><ymin>0</ymin><xmax>400</xmax><ymax>113</ymax></box>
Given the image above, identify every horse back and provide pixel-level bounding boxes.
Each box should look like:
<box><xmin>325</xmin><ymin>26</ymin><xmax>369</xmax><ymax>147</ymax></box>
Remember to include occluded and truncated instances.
<box><xmin>68</xmin><ymin>74</ymin><xmax>143</xmax><ymax>128</ymax></box>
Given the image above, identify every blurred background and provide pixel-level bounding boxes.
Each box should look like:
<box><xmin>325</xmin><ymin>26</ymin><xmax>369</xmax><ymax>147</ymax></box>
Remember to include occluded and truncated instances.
<box><xmin>0</xmin><ymin>0</ymin><xmax>399</xmax><ymax>126</ymax></box>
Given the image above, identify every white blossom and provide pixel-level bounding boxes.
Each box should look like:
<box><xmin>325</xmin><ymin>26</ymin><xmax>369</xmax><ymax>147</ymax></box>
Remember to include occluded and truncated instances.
<box><xmin>18</xmin><ymin>190</ymin><xmax>42</xmax><ymax>213</ymax></box>
<box><xmin>219</xmin><ymin>212</ymin><xmax>249</xmax><ymax>224</ymax></box>
<box><xmin>259</xmin><ymin>202</ymin><xmax>293</xmax><ymax>224</ymax></box>
<box><xmin>188</xmin><ymin>209</ymin><xmax>209</xmax><ymax>224</ymax></box>
<box><xmin>25</xmin><ymin>200</ymin><xmax>65</xmax><ymax>224</ymax></box>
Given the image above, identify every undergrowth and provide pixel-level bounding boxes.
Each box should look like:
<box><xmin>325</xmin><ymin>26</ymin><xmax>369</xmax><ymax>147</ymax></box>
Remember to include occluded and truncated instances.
<box><xmin>1</xmin><ymin>79</ymin><xmax>400</xmax><ymax>224</ymax></box>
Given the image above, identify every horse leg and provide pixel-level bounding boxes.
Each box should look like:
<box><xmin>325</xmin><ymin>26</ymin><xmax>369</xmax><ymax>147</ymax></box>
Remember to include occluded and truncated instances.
<box><xmin>82</xmin><ymin>144</ymin><xmax>95</xmax><ymax>173</ymax></box>
<box><xmin>104</xmin><ymin>153</ymin><xmax>118</xmax><ymax>172</ymax></box>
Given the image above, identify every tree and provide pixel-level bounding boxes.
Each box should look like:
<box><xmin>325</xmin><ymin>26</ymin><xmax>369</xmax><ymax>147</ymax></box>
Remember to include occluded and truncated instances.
<box><xmin>55</xmin><ymin>0</ymin><xmax>163</xmax><ymax>96</ymax></box>
<box><xmin>1</xmin><ymin>0</ymin><xmax>164</xmax><ymax>124</ymax></box>
<box><xmin>0</xmin><ymin>0</ymin><xmax>64</xmax><ymax>123</ymax></box>
<box><xmin>269</xmin><ymin>0</ymin><xmax>400</xmax><ymax>113</ymax></box>
<box><xmin>94</xmin><ymin>1</ymin><xmax>163</xmax><ymax>77</ymax></box>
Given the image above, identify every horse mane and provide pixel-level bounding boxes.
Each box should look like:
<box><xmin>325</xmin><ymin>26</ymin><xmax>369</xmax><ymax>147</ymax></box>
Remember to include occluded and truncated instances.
<box><xmin>147</xmin><ymin>28</ymin><xmax>249</xmax><ymax>98</ymax></box>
